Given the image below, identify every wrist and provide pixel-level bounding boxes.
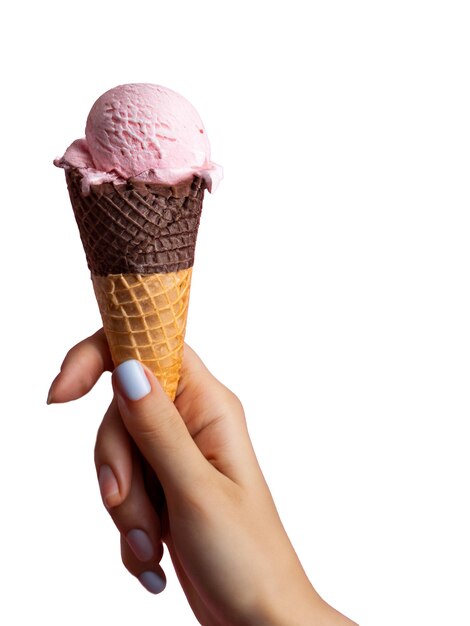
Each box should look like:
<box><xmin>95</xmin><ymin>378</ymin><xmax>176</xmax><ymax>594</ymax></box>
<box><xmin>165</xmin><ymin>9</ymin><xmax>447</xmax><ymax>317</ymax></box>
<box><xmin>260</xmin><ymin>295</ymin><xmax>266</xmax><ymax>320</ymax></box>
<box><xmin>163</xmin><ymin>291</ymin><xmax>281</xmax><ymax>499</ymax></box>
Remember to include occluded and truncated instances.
<box><xmin>258</xmin><ymin>586</ymin><xmax>323</xmax><ymax>626</ymax></box>
<box><xmin>231</xmin><ymin>567</ymin><xmax>321</xmax><ymax>626</ymax></box>
<box><xmin>254</xmin><ymin>575</ymin><xmax>358</xmax><ymax>626</ymax></box>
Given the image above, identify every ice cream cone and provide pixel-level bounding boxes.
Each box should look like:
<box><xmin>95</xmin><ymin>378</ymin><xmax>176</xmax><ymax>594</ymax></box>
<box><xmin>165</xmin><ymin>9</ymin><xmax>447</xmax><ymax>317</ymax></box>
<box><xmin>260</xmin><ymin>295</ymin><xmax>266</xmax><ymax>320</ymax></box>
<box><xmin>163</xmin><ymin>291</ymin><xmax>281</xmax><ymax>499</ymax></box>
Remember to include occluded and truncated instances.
<box><xmin>55</xmin><ymin>84</ymin><xmax>221</xmax><ymax>398</ymax></box>
<box><xmin>65</xmin><ymin>169</ymin><xmax>205</xmax><ymax>400</ymax></box>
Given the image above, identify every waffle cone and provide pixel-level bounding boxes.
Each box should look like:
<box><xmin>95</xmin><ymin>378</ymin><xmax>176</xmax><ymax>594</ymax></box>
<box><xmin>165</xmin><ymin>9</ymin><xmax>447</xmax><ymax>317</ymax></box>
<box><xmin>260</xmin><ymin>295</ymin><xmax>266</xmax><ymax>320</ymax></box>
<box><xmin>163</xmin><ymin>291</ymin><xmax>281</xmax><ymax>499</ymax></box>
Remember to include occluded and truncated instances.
<box><xmin>62</xmin><ymin>168</ymin><xmax>206</xmax><ymax>399</ymax></box>
<box><xmin>92</xmin><ymin>269</ymin><xmax>192</xmax><ymax>400</ymax></box>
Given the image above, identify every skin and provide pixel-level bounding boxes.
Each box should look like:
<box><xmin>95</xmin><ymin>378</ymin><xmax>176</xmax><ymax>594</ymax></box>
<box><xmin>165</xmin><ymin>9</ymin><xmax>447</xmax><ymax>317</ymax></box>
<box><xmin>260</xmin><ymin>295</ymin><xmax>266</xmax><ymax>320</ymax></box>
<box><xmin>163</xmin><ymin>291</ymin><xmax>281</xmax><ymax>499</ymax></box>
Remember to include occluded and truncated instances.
<box><xmin>48</xmin><ymin>329</ymin><xmax>358</xmax><ymax>626</ymax></box>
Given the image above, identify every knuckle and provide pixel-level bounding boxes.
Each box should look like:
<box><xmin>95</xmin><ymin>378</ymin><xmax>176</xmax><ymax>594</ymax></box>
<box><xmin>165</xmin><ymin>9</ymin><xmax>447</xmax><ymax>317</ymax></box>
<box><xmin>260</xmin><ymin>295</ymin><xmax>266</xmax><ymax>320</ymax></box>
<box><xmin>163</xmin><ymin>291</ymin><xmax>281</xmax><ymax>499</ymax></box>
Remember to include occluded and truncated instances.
<box><xmin>93</xmin><ymin>431</ymin><xmax>103</xmax><ymax>464</ymax></box>
<box><xmin>121</xmin><ymin>549</ymin><xmax>135</xmax><ymax>575</ymax></box>
<box><xmin>226</xmin><ymin>389</ymin><xmax>244</xmax><ymax>413</ymax></box>
<box><xmin>130</xmin><ymin>402</ymin><xmax>177</xmax><ymax>443</ymax></box>
<box><xmin>94</xmin><ymin>421</ymin><xmax>107</xmax><ymax>460</ymax></box>
<box><xmin>217</xmin><ymin>387</ymin><xmax>246</xmax><ymax>423</ymax></box>
<box><xmin>155</xmin><ymin>542</ymin><xmax>164</xmax><ymax>563</ymax></box>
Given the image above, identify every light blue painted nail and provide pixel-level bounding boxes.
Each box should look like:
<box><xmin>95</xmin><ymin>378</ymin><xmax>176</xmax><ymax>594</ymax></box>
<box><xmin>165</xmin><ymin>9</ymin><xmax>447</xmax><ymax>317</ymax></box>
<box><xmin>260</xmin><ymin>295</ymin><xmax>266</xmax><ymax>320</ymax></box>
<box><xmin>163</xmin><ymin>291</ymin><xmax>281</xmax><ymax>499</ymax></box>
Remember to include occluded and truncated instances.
<box><xmin>115</xmin><ymin>360</ymin><xmax>151</xmax><ymax>401</ymax></box>
<box><xmin>126</xmin><ymin>529</ymin><xmax>154</xmax><ymax>562</ymax></box>
<box><xmin>138</xmin><ymin>571</ymin><xmax>166</xmax><ymax>594</ymax></box>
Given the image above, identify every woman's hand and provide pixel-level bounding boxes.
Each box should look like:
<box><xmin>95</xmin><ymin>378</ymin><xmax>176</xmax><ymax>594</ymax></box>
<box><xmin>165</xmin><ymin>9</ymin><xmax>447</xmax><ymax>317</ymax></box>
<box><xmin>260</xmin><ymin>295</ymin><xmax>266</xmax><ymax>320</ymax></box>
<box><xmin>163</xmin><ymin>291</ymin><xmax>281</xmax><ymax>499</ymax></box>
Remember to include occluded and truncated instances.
<box><xmin>48</xmin><ymin>330</ymin><xmax>357</xmax><ymax>626</ymax></box>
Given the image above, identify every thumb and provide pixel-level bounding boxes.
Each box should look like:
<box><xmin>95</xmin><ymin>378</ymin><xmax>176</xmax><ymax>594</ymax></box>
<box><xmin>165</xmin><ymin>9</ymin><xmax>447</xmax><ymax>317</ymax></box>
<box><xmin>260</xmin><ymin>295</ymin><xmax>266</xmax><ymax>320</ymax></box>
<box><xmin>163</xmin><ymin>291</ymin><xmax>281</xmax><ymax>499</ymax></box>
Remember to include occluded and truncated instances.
<box><xmin>112</xmin><ymin>360</ymin><xmax>210</xmax><ymax>497</ymax></box>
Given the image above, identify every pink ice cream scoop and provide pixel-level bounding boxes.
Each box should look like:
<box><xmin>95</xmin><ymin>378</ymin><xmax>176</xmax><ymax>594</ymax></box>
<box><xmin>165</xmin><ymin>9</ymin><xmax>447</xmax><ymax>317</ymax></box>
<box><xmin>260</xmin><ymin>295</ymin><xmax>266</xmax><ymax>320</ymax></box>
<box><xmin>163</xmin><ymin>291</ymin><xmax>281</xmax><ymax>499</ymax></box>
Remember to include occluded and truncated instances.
<box><xmin>55</xmin><ymin>83</ymin><xmax>222</xmax><ymax>193</ymax></box>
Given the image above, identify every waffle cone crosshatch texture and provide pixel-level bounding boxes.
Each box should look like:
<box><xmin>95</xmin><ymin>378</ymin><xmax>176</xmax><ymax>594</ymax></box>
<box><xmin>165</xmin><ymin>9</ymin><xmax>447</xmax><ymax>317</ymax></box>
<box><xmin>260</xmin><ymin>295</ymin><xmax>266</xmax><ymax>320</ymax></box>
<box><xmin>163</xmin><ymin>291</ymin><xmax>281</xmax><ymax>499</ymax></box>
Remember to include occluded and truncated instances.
<box><xmin>93</xmin><ymin>270</ymin><xmax>192</xmax><ymax>400</ymax></box>
<box><xmin>65</xmin><ymin>169</ymin><xmax>205</xmax><ymax>275</ymax></box>
<box><xmin>66</xmin><ymin>170</ymin><xmax>205</xmax><ymax>399</ymax></box>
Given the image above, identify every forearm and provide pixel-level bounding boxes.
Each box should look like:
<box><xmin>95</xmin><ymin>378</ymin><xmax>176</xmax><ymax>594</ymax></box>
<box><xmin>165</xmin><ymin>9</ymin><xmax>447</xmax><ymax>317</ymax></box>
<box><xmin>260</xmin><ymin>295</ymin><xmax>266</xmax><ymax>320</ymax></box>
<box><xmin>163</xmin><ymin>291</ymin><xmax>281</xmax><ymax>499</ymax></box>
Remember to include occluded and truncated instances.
<box><xmin>219</xmin><ymin>495</ymin><xmax>359</xmax><ymax>626</ymax></box>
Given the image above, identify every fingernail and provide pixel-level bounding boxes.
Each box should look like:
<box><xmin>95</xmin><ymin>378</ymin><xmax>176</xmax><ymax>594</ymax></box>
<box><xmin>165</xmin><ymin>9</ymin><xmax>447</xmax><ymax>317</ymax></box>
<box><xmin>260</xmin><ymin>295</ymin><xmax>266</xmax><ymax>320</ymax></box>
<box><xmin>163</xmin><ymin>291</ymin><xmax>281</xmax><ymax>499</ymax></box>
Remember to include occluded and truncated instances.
<box><xmin>47</xmin><ymin>375</ymin><xmax>58</xmax><ymax>404</ymax></box>
<box><xmin>126</xmin><ymin>529</ymin><xmax>154</xmax><ymax>562</ymax></box>
<box><xmin>115</xmin><ymin>360</ymin><xmax>151</xmax><ymax>401</ymax></box>
<box><xmin>138</xmin><ymin>571</ymin><xmax>166</xmax><ymax>594</ymax></box>
<box><xmin>98</xmin><ymin>464</ymin><xmax>120</xmax><ymax>508</ymax></box>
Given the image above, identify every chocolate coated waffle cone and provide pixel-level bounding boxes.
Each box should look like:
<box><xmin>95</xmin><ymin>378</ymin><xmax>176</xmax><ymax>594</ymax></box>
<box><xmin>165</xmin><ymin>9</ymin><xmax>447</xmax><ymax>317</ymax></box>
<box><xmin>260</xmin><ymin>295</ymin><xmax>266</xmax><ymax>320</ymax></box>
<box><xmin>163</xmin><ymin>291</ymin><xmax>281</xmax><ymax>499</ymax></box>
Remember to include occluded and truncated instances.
<box><xmin>65</xmin><ymin>169</ymin><xmax>205</xmax><ymax>276</ymax></box>
<box><xmin>64</xmin><ymin>169</ymin><xmax>205</xmax><ymax>398</ymax></box>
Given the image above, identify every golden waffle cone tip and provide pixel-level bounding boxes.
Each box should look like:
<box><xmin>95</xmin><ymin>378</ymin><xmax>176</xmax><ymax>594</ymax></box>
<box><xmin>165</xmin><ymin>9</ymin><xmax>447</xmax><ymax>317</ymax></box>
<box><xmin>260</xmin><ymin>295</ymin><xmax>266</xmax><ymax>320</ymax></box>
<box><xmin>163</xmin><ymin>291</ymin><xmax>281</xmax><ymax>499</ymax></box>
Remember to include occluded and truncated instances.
<box><xmin>92</xmin><ymin>268</ymin><xmax>192</xmax><ymax>400</ymax></box>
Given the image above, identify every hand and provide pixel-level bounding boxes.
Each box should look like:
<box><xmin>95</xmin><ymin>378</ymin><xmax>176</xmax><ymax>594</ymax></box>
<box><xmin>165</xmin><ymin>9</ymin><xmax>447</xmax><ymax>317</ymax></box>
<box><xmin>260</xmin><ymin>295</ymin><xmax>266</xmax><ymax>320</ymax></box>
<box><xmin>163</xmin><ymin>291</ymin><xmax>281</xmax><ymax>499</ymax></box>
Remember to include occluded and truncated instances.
<box><xmin>48</xmin><ymin>330</ymin><xmax>357</xmax><ymax>626</ymax></box>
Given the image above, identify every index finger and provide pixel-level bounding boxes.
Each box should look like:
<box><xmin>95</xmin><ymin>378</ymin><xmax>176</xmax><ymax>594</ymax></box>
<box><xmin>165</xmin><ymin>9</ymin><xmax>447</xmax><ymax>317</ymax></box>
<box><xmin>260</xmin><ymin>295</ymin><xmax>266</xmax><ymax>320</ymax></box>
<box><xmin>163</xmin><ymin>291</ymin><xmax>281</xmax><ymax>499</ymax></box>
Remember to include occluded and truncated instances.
<box><xmin>47</xmin><ymin>328</ymin><xmax>113</xmax><ymax>404</ymax></box>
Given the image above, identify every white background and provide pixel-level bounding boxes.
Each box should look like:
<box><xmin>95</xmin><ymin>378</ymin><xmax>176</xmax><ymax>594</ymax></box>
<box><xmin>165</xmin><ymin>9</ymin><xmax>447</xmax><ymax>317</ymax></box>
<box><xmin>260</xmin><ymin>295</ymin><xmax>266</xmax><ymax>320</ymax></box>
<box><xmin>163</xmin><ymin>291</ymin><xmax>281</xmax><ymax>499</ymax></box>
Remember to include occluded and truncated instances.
<box><xmin>1</xmin><ymin>1</ymin><xmax>469</xmax><ymax>624</ymax></box>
